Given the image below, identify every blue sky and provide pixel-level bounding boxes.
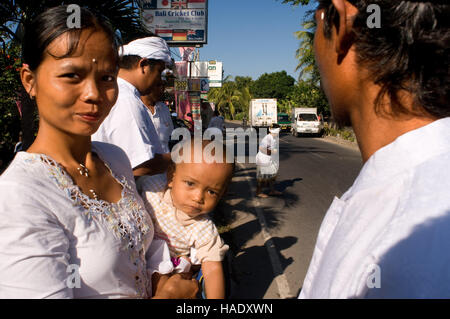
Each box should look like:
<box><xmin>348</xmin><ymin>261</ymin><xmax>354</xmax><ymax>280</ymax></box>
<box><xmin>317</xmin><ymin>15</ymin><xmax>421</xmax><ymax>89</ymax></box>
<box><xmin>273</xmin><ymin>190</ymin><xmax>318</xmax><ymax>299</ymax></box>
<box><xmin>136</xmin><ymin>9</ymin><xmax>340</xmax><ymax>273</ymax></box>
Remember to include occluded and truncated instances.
<box><xmin>170</xmin><ymin>0</ymin><xmax>317</xmax><ymax>81</ymax></box>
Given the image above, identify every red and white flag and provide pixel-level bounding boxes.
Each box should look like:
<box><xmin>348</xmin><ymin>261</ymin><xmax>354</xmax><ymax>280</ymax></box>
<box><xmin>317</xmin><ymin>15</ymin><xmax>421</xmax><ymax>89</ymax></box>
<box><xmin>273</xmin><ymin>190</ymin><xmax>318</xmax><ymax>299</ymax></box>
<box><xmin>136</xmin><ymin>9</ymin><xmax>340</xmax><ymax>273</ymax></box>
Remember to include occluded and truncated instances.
<box><xmin>157</xmin><ymin>0</ymin><xmax>171</xmax><ymax>8</ymax></box>
<box><xmin>188</xmin><ymin>0</ymin><xmax>205</xmax><ymax>9</ymax></box>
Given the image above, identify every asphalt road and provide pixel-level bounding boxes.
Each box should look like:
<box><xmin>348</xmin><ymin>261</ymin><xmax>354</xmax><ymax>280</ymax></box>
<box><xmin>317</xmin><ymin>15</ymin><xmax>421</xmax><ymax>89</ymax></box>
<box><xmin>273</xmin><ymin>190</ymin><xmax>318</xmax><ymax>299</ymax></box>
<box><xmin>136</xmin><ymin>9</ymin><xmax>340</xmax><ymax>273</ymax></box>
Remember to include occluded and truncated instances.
<box><xmin>216</xmin><ymin>122</ymin><xmax>363</xmax><ymax>299</ymax></box>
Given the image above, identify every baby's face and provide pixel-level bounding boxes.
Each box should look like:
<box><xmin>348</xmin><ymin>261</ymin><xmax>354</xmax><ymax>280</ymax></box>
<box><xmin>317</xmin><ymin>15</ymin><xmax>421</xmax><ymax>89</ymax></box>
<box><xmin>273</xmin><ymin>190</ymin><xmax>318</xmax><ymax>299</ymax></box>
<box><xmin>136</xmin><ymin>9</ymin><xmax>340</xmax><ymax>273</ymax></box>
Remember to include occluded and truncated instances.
<box><xmin>169</xmin><ymin>161</ymin><xmax>233</xmax><ymax>218</ymax></box>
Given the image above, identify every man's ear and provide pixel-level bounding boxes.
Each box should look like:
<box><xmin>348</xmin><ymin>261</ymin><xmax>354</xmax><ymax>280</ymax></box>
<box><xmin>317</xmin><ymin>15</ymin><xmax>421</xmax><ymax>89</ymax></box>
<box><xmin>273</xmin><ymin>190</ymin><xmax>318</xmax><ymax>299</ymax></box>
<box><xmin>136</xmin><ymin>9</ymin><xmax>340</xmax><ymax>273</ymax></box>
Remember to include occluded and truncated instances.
<box><xmin>139</xmin><ymin>58</ymin><xmax>148</xmax><ymax>73</ymax></box>
<box><xmin>331</xmin><ymin>0</ymin><xmax>358</xmax><ymax>56</ymax></box>
<box><xmin>20</xmin><ymin>66</ymin><xmax>36</xmax><ymax>99</ymax></box>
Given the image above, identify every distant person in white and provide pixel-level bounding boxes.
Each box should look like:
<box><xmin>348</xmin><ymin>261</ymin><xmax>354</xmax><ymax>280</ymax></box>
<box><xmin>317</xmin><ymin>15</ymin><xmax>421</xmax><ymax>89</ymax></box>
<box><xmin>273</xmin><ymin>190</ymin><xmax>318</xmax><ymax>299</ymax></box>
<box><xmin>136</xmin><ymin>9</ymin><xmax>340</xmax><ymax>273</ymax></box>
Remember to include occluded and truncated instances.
<box><xmin>300</xmin><ymin>0</ymin><xmax>450</xmax><ymax>298</ymax></box>
<box><xmin>92</xmin><ymin>36</ymin><xmax>173</xmax><ymax>177</ymax></box>
<box><xmin>208</xmin><ymin>110</ymin><xmax>225</xmax><ymax>132</ymax></box>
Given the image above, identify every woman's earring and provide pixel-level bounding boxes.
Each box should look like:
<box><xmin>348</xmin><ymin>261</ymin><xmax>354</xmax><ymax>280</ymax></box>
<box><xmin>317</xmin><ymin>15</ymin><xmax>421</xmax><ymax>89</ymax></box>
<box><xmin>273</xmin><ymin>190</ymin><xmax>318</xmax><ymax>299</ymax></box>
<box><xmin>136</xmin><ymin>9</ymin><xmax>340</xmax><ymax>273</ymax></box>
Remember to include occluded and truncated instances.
<box><xmin>321</xmin><ymin>12</ymin><xmax>325</xmax><ymax>20</ymax></box>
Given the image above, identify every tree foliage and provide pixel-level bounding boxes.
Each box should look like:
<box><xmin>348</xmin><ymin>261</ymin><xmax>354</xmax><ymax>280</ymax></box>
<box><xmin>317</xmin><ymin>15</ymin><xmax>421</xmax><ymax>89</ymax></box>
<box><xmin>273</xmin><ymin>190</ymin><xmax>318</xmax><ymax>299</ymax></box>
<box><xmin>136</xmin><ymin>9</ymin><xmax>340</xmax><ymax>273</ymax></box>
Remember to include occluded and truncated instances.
<box><xmin>294</xmin><ymin>14</ymin><xmax>320</xmax><ymax>85</ymax></box>
<box><xmin>250</xmin><ymin>71</ymin><xmax>295</xmax><ymax>101</ymax></box>
<box><xmin>208</xmin><ymin>76</ymin><xmax>254</xmax><ymax>120</ymax></box>
<box><xmin>0</xmin><ymin>43</ymin><xmax>22</xmax><ymax>168</ymax></box>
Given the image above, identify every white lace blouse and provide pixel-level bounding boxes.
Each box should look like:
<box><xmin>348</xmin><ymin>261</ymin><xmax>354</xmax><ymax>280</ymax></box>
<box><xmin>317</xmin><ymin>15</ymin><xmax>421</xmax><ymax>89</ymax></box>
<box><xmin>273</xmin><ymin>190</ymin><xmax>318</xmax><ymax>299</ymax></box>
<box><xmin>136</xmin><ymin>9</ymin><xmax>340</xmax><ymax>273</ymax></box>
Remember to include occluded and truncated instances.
<box><xmin>0</xmin><ymin>142</ymin><xmax>173</xmax><ymax>298</ymax></box>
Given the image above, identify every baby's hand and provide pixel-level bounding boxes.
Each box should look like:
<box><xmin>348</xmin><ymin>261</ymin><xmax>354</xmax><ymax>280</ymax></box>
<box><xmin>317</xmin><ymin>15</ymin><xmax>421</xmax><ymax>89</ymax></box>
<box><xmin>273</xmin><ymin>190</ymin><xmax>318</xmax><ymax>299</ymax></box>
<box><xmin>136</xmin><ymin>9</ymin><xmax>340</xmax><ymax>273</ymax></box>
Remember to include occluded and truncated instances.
<box><xmin>172</xmin><ymin>256</ymin><xmax>192</xmax><ymax>273</ymax></box>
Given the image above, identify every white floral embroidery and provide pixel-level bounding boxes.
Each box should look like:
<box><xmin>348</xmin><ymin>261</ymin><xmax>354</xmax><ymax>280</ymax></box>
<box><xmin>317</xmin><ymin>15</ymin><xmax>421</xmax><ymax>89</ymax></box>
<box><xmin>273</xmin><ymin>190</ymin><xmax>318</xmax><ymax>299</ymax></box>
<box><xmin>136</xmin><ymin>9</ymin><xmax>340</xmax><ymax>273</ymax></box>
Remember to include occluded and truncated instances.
<box><xmin>28</xmin><ymin>153</ymin><xmax>152</xmax><ymax>298</ymax></box>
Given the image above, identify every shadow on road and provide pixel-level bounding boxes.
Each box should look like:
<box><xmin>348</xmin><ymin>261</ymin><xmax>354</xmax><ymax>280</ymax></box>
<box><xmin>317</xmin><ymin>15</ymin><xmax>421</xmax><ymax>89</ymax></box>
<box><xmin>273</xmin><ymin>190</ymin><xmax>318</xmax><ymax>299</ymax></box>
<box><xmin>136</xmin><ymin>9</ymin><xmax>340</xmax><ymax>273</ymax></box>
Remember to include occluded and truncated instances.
<box><xmin>212</xmin><ymin>164</ymin><xmax>302</xmax><ymax>298</ymax></box>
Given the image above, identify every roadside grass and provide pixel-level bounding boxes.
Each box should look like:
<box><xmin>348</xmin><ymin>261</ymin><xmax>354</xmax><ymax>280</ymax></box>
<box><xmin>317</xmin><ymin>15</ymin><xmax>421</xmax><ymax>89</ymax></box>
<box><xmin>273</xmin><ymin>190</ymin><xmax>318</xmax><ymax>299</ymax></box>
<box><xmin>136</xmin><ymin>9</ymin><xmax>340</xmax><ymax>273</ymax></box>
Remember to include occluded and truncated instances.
<box><xmin>323</xmin><ymin>123</ymin><xmax>356</xmax><ymax>143</ymax></box>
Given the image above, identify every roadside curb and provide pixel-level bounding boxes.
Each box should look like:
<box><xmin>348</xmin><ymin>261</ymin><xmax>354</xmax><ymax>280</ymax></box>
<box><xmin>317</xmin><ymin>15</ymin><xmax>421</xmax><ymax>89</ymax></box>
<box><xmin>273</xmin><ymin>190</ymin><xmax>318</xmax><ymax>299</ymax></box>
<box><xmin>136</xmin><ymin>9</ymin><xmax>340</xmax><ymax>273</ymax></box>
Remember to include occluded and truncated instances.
<box><xmin>322</xmin><ymin>135</ymin><xmax>360</xmax><ymax>151</ymax></box>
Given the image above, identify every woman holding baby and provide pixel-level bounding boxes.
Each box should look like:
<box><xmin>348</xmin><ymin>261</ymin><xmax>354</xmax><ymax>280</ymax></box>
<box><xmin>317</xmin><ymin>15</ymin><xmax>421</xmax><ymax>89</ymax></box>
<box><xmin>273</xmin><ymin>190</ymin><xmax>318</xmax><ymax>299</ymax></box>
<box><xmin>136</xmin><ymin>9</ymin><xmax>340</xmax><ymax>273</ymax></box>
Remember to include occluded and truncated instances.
<box><xmin>0</xmin><ymin>6</ymin><xmax>198</xmax><ymax>299</ymax></box>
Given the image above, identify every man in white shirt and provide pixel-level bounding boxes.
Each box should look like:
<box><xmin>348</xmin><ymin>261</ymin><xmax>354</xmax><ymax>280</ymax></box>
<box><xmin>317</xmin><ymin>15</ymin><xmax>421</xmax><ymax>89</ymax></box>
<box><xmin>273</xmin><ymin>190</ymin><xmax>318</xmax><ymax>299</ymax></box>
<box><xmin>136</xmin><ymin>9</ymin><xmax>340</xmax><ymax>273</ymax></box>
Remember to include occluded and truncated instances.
<box><xmin>141</xmin><ymin>82</ymin><xmax>174</xmax><ymax>154</ymax></box>
<box><xmin>92</xmin><ymin>37</ymin><xmax>173</xmax><ymax>176</ymax></box>
<box><xmin>299</xmin><ymin>0</ymin><xmax>450</xmax><ymax>298</ymax></box>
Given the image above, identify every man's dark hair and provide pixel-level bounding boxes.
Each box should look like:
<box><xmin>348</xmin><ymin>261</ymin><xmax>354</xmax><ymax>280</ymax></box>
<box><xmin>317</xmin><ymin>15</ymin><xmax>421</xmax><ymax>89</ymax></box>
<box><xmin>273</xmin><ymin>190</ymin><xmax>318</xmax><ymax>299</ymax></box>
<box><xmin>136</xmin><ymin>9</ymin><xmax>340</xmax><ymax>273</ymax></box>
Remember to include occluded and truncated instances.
<box><xmin>318</xmin><ymin>0</ymin><xmax>449</xmax><ymax>118</ymax></box>
<box><xmin>118</xmin><ymin>55</ymin><xmax>162</xmax><ymax>70</ymax></box>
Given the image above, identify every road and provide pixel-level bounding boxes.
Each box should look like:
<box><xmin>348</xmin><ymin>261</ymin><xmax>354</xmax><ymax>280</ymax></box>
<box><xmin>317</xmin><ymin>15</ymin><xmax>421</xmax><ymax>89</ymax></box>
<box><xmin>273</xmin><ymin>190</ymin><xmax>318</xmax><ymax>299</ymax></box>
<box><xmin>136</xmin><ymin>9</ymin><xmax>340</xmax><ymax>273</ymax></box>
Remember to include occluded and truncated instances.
<box><xmin>215</xmin><ymin>122</ymin><xmax>363</xmax><ymax>298</ymax></box>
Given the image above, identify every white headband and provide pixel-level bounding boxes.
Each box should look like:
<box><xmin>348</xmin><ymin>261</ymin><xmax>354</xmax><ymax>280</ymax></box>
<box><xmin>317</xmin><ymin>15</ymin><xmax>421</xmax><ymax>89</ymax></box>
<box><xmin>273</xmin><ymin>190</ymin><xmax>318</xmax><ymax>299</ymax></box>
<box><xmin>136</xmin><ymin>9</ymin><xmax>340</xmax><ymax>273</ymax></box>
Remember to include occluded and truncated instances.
<box><xmin>120</xmin><ymin>36</ymin><xmax>172</xmax><ymax>66</ymax></box>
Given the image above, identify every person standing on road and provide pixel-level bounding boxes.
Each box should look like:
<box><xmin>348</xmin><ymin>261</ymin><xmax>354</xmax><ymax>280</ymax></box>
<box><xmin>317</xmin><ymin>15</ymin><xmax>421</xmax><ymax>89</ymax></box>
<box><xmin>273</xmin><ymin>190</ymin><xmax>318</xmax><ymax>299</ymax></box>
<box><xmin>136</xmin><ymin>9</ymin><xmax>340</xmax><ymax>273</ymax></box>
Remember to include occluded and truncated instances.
<box><xmin>208</xmin><ymin>110</ymin><xmax>225</xmax><ymax>132</ymax></box>
<box><xmin>92</xmin><ymin>36</ymin><xmax>173</xmax><ymax>177</ymax></box>
<box><xmin>255</xmin><ymin>124</ymin><xmax>282</xmax><ymax>198</ymax></box>
<box><xmin>300</xmin><ymin>0</ymin><xmax>450</xmax><ymax>298</ymax></box>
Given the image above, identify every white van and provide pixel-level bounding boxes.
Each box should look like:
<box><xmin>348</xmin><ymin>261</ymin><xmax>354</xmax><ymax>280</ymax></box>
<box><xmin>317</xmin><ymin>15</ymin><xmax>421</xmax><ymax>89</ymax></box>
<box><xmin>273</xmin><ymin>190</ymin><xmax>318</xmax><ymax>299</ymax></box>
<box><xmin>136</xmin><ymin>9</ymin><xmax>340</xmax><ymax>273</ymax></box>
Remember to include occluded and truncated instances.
<box><xmin>291</xmin><ymin>107</ymin><xmax>324</xmax><ymax>137</ymax></box>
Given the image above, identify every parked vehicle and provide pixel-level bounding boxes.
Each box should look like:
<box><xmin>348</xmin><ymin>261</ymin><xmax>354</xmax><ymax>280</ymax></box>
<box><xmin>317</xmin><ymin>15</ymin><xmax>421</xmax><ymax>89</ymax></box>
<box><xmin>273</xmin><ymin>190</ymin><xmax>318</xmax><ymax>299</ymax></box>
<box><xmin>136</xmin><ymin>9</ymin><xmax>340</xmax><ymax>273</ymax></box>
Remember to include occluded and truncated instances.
<box><xmin>291</xmin><ymin>107</ymin><xmax>324</xmax><ymax>137</ymax></box>
<box><xmin>249</xmin><ymin>99</ymin><xmax>277</xmax><ymax>128</ymax></box>
<box><xmin>277</xmin><ymin>113</ymin><xmax>291</xmax><ymax>132</ymax></box>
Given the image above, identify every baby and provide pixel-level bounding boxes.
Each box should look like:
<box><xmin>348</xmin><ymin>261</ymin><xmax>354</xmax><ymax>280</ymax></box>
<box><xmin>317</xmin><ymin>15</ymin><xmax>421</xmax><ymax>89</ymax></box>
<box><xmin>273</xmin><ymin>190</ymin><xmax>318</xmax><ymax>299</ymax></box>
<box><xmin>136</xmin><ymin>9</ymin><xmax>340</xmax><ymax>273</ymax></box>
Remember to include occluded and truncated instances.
<box><xmin>137</xmin><ymin>138</ymin><xmax>234</xmax><ymax>299</ymax></box>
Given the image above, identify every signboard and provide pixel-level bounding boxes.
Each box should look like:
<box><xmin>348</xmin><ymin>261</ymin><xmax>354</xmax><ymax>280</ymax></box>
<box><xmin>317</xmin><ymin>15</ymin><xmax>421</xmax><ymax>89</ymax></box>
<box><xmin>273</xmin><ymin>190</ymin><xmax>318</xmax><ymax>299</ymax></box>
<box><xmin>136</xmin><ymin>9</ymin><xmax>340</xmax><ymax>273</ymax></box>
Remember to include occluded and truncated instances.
<box><xmin>183</xmin><ymin>61</ymin><xmax>222</xmax><ymax>87</ymax></box>
<box><xmin>140</xmin><ymin>0</ymin><xmax>208</xmax><ymax>46</ymax></box>
<box><xmin>207</xmin><ymin>61</ymin><xmax>222</xmax><ymax>87</ymax></box>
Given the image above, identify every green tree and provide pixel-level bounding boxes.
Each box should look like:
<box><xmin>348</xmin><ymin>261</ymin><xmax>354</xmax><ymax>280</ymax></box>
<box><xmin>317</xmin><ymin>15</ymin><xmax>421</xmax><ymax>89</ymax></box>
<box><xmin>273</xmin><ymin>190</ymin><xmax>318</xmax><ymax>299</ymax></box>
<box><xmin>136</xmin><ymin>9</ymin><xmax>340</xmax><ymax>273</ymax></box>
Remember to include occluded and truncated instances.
<box><xmin>208</xmin><ymin>76</ymin><xmax>255</xmax><ymax>120</ymax></box>
<box><xmin>208</xmin><ymin>77</ymin><xmax>239</xmax><ymax>120</ymax></box>
<box><xmin>250</xmin><ymin>71</ymin><xmax>295</xmax><ymax>101</ymax></box>
<box><xmin>294</xmin><ymin>14</ymin><xmax>320</xmax><ymax>84</ymax></box>
<box><xmin>286</xmin><ymin>81</ymin><xmax>329</xmax><ymax>115</ymax></box>
<box><xmin>234</xmin><ymin>76</ymin><xmax>253</xmax><ymax>90</ymax></box>
<box><xmin>0</xmin><ymin>43</ymin><xmax>22</xmax><ymax>168</ymax></box>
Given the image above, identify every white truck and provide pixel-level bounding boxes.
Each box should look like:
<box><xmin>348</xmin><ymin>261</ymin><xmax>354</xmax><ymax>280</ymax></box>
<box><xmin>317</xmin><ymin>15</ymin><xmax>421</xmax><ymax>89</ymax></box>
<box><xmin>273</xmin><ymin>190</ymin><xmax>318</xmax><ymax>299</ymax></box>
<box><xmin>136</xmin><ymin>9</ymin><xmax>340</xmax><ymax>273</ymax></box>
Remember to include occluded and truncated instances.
<box><xmin>249</xmin><ymin>99</ymin><xmax>277</xmax><ymax>128</ymax></box>
<box><xmin>291</xmin><ymin>107</ymin><xmax>324</xmax><ymax>137</ymax></box>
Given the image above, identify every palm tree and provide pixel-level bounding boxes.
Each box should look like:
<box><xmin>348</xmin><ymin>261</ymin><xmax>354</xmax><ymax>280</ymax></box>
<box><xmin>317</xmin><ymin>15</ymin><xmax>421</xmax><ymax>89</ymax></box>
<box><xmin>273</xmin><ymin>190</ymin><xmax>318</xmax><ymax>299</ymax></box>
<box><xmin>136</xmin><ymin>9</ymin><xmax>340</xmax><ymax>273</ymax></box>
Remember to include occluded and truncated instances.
<box><xmin>208</xmin><ymin>76</ymin><xmax>254</xmax><ymax>120</ymax></box>
<box><xmin>208</xmin><ymin>76</ymin><xmax>242</xmax><ymax>120</ymax></box>
<box><xmin>235</xmin><ymin>86</ymin><xmax>252</xmax><ymax>116</ymax></box>
<box><xmin>294</xmin><ymin>13</ymin><xmax>320</xmax><ymax>85</ymax></box>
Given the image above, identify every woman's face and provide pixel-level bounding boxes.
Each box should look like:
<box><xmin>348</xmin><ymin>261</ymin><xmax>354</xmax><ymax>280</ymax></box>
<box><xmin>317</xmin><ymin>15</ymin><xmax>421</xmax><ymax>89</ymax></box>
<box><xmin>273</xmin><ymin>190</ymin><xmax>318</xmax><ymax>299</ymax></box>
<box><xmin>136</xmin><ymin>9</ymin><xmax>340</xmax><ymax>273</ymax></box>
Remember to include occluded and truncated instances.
<box><xmin>25</xmin><ymin>29</ymin><xmax>119</xmax><ymax>137</ymax></box>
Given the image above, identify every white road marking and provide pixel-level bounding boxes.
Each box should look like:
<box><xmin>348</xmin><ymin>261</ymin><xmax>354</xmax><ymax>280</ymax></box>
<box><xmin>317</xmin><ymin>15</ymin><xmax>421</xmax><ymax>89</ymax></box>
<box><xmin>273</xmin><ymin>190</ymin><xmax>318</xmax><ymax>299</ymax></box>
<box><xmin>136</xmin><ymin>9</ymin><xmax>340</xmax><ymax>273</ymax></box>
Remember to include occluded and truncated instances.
<box><xmin>238</xmin><ymin>162</ymin><xmax>295</xmax><ymax>299</ymax></box>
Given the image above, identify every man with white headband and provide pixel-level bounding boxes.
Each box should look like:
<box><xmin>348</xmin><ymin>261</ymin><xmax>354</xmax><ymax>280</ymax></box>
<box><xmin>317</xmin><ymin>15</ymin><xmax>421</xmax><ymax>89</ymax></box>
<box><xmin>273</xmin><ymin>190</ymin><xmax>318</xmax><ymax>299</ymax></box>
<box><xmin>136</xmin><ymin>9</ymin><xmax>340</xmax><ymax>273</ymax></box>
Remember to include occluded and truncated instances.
<box><xmin>93</xmin><ymin>36</ymin><xmax>173</xmax><ymax>176</ymax></box>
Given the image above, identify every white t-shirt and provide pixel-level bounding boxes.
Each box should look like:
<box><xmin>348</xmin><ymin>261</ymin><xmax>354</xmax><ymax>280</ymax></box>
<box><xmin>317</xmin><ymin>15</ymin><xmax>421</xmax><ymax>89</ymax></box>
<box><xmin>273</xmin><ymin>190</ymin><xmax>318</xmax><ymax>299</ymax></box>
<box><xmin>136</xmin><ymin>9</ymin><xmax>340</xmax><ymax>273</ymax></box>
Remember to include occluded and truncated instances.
<box><xmin>146</xmin><ymin>101</ymin><xmax>174</xmax><ymax>154</ymax></box>
<box><xmin>300</xmin><ymin>117</ymin><xmax>450</xmax><ymax>298</ymax></box>
<box><xmin>92</xmin><ymin>77</ymin><xmax>164</xmax><ymax>169</ymax></box>
<box><xmin>0</xmin><ymin>142</ymin><xmax>174</xmax><ymax>298</ymax></box>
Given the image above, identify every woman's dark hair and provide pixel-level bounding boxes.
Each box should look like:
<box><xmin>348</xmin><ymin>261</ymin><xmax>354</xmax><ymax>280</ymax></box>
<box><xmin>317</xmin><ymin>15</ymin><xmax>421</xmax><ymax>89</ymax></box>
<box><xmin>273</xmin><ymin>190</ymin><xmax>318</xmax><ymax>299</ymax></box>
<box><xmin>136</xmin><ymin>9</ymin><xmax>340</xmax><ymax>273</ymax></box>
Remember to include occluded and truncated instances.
<box><xmin>317</xmin><ymin>0</ymin><xmax>449</xmax><ymax>118</ymax></box>
<box><xmin>22</xmin><ymin>5</ymin><xmax>120</xmax><ymax>71</ymax></box>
